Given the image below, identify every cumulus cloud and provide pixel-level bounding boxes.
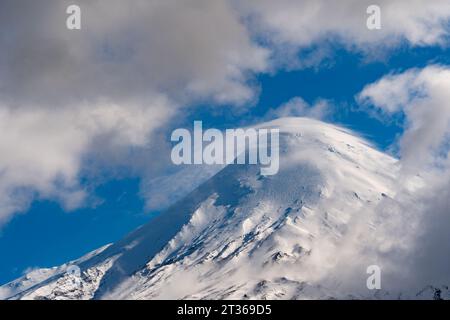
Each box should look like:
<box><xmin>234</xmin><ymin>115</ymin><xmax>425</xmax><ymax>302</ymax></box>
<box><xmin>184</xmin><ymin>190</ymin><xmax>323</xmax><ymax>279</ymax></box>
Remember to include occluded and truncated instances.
<box><xmin>237</xmin><ymin>0</ymin><xmax>450</xmax><ymax>66</ymax></box>
<box><xmin>264</xmin><ymin>97</ymin><xmax>332</xmax><ymax>121</ymax></box>
<box><xmin>358</xmin><ymin>65</ymin><xmax>450</xmax><ymax>172</ymax></box>
<box><xmin>0</xmin><ymin>0</ymin><xmax>268</xmax><ymax>107</ymax></box>
<box><xmin>0</xmin><ymin>98</ymin><xmax>172</xmax><ymax>223</ymax></box>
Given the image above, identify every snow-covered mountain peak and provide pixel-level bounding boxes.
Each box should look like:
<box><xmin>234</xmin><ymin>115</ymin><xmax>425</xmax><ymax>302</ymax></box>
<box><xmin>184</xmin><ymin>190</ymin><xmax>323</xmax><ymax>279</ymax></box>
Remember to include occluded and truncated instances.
<box><xmin>1</xmin><ymin>117</ymin><xmax>408</xmax><ymax>300</ymax></box>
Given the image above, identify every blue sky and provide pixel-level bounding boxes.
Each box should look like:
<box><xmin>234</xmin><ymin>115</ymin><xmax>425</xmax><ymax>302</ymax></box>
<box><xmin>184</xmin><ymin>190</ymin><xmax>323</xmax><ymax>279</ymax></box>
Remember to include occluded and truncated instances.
<box><xmin>1</xmin><ymin>43</ymin><xmax>449</xmax><ymax>285</ymax></box>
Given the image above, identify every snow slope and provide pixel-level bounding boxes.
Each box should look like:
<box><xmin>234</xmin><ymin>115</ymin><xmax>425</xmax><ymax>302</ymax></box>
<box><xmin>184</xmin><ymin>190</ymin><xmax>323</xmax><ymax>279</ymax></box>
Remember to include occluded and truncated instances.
<box><xmin>1</xmin><ymin>117</ymin><xmax>446</xmax><ymax>300</ymax></box>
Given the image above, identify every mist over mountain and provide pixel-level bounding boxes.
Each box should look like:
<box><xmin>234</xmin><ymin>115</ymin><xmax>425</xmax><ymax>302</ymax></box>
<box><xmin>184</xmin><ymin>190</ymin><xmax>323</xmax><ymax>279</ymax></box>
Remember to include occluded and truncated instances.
<box><xmin>2</xmin><ymin>118</ymin><xmax>447</xmax><ymax>300</ymax></box>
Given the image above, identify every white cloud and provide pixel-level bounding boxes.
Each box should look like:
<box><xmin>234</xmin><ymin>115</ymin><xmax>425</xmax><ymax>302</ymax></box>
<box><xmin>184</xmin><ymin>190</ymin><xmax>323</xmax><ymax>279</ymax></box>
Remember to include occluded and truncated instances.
<box><xmin>264</xmin><ymin>97</ymin><xmax>332</xmax><ymax>120</ymax></box>
<box><xmin>0</xmin><ymin>0</ymin><xmax>269</xmax><ymax>224</ymax></box>
<box><xmin>0</xmin><ymin>96</ymin><xmax>173</xmax><ymax>223</ymax></box>
<box><xmin>358</xmin><ymin>65</ymin><xmax>450</xmax><ymax>172</ymax></box>
<box><xmin>237</xmin><ymin>0</ymin><xmax>450</xmax><ymax>61</ymax></box>
<box><xmin>0</xmin><ymin>0</ymin><xmax>269</xmax><ymax>108</ymax></box>
<box><xmin>315</xmin><ymin>65</ymin><xmax>450</xmax><ymax>295</ymax></box>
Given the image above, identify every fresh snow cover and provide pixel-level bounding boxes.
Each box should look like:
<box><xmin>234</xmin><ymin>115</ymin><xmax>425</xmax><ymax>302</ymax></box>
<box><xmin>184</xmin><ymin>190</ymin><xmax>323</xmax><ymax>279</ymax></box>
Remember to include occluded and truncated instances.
<box><xmin>1</xmin><ymin>117</ymin><xmax>447</xmax><ymax>300</ymax></box>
